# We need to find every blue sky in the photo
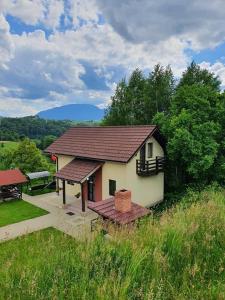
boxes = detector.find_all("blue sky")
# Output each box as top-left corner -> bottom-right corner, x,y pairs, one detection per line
0,0 -> 225,117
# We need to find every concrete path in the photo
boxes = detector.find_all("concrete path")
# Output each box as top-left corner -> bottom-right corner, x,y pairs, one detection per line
0,192 -> 98,243
0,214 -> 55,243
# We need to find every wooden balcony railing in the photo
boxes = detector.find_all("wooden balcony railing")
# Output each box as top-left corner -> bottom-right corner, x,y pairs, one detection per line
136,156 -> 165,176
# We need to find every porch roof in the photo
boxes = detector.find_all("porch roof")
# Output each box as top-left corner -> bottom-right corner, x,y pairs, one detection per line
88,197 -> 150,225
55,159 -> 103,183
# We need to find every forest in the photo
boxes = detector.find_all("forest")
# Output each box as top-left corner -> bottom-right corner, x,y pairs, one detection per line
103,62 -> 225,191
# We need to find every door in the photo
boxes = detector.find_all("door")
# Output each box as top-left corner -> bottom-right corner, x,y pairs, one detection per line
140,144 -> 146,170
88,175 -> 95,201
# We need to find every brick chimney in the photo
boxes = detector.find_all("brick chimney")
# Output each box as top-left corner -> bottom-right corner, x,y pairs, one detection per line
115,189 -> 131,213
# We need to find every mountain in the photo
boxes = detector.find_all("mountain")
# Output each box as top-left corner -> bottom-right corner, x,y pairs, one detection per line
37,104 -> 105,121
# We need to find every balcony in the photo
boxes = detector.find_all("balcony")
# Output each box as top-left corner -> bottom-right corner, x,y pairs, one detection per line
136,156 -> 165,176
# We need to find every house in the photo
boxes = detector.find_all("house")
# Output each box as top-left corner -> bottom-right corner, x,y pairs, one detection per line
46,125 -> 165,212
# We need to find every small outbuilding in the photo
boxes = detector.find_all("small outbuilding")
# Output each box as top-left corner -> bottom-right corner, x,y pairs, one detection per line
0,169 -> 28,201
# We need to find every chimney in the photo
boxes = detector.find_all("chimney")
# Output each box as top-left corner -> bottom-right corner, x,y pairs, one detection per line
115,189 -> 131,213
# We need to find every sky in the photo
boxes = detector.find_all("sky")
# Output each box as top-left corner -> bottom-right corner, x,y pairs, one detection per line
1,0 -> 225,117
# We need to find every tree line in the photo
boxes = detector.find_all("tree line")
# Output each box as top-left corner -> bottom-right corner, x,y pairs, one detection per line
103,62 -> 225,189
0,116 -> 73,148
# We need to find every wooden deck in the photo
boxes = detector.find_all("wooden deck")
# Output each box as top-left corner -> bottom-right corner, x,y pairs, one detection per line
88,197 -> 150,225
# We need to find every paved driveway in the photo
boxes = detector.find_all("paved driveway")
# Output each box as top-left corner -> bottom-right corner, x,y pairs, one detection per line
0,192 -> 98,243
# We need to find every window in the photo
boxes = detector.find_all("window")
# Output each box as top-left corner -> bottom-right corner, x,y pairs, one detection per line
109,179 -> 116,196
147,142 -> 153,158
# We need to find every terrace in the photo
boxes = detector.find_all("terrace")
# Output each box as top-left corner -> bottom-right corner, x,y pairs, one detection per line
136,156 -> 165,176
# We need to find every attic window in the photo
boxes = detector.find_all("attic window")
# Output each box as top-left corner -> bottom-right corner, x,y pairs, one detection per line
147,143 -> 153,158
109,179 -> 116,196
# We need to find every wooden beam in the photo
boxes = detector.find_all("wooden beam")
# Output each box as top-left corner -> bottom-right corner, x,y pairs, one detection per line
81,183 -> 85,212
62,180 -> 66,205
56,156 -> 59,195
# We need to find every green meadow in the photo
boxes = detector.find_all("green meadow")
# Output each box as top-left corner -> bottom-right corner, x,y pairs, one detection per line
0,187 -> 224,299
0,141 -> 18,153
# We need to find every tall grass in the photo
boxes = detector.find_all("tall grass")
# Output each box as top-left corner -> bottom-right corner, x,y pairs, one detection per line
0,188 -> 224,299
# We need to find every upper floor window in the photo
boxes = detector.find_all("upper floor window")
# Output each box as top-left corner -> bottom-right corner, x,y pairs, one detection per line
147,142 -> 153,158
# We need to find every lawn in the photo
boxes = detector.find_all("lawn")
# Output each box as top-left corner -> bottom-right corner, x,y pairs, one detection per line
0,141 -> 18,153
0,187 -> 224,299
0,199 -> 48,227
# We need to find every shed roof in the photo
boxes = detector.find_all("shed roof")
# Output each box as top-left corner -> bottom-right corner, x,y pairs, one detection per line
46,125 -> 158,163
88,197 -> 150,225
26,171 -> 50,180
55,159 -> 103,183
0,169 -> 28,187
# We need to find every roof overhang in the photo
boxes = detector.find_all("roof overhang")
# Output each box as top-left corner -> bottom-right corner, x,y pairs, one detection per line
55,159 -> 104,183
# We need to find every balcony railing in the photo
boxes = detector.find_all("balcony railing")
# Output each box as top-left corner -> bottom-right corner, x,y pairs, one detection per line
136,156 -> 165,176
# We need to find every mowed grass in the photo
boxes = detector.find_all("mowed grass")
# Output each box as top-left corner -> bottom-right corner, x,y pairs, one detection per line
0,199 -> 48,227
0,188 -> 224,299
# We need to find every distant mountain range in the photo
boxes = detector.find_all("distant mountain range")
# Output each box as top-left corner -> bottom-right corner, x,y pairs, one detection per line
37,104 -> 105,121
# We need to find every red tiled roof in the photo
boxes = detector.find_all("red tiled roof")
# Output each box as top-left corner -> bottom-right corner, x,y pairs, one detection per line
55,159 -> 103,183
46,125 -> 157,163
88,197 -> 150,225
0,169 -> 28,187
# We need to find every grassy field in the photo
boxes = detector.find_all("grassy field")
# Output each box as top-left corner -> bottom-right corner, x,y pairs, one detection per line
0,187 -> 224,299
0,199 -> 48,227
0,141 -> 18,153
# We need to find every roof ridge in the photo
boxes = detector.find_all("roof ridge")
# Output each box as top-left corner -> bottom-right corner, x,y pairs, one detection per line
69,125 -> 157,129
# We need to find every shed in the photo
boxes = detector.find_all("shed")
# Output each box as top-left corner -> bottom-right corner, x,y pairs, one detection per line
0,169 -> 28,200
26,171 -> 50,180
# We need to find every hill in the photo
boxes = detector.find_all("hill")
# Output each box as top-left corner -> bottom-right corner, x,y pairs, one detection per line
37,104 -> 105,121
0,116 -> 73,141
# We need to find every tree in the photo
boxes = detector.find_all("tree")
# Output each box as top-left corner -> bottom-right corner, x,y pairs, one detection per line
146,64 -> 175,117
154,84 -> 223,186
103,79 -> 129,125
103,65 -> 175,125
40,135 -> 57,150
12,138 -> 50,173
177,61 -> 221,92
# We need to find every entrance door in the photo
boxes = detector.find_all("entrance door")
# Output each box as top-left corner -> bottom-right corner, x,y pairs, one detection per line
88,175 -> 95,201
140,144 -> 146,170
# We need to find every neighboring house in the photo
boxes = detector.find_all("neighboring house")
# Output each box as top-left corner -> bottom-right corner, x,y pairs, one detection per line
46,126 -> 165,211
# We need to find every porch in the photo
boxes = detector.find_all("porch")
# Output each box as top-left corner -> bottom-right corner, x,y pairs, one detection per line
55,158 -> 104,212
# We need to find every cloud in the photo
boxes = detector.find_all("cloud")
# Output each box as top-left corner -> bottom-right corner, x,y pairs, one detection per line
1,1 -> 225,117
68,0 -> 99,26
96,0 -> 225,49
199,61 -> 225,88
51,24 -> 189,75
0,0 -> 64,29
0,14 -> 14,69
0,29 -> 85,100
0,0 -> 45,25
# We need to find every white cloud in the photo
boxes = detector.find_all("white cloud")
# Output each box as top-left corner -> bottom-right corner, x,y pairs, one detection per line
68,0 -> 99,26
0,0 -> 64,29
0,0 -> 45,25
0,14 -> 14,69
199,61 -> 225,88
96,0 -> 225,50
1,29 -> 85,99
51,24 -> 189,76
